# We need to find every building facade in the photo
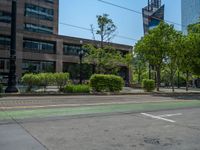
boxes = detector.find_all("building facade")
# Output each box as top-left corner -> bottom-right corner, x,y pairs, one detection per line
182,0 -> 200,34
0,0 -> 132,84
142,0 -> 164,34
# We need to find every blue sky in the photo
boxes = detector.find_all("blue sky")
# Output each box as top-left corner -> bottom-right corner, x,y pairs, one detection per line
59,0 -> 181,46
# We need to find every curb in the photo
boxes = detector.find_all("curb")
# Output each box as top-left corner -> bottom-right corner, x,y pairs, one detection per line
0,92 -> 200,98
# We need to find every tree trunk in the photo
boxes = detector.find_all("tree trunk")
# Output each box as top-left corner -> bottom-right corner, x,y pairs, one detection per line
148,64 -> 151,79
186,70 -> 189,91
156,67 -> 161,91
170,66 -> 175,92
92,64 -> 96,74
177,71 -> 180,88
138,66 -> 141,83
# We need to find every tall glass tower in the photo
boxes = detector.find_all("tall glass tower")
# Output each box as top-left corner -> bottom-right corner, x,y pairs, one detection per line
142,0 -> 165,34
182,0 -> 200,34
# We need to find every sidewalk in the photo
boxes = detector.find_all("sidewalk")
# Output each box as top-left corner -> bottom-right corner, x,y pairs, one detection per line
121,87 -> 200,94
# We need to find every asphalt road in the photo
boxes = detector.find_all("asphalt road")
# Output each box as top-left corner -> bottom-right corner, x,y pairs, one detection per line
1,107 -> 200,150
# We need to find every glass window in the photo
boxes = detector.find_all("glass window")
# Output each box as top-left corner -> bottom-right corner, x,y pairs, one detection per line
0,36 -> 10,46
23,39 -> 55,54
24,23 -> 53,34
0,60 -> 5,70
25,3 -> 54,21
22,60 -> 55,73
0,11 -> 11,23
63,44 -> 81,55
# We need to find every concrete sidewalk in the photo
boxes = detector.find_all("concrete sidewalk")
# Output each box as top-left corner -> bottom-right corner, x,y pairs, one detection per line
122,87 -> 200,94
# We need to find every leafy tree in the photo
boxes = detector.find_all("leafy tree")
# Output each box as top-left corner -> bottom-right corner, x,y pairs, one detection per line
84,44 -> 124,74
166,31 -> 183,92
96,14 -> 117,48
132,54 -> 147,83
187,23 -> 200,76
134,22 -> 175,91
86,14 -> 132,82
178,22 -> 200,91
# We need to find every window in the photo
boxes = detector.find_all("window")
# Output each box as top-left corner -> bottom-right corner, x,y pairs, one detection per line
44,0 -> 54,4
23,39 -> 55,54
24,23 -> 53,34
63,44 -> 81,56
0,60 -> 5,70
0,11 -> 11,23
25,3 -> 54,21
0,36 -> 10,47
22,60 -> 55,73
0,59 -> 9,71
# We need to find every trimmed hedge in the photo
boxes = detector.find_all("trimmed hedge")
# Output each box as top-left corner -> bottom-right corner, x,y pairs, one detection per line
90,74 -> 124,92
21,73 -> 69,92
21,73 -> 39,92
64,84 -> 90,93
142,79 -> 155,92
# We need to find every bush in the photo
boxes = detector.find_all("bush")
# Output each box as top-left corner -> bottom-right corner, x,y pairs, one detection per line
21,72 -> 70,92
21,73 -> 39,92
0,84 -> 3,93
142,79 -> 155,92
37,73 -> 54,91
64,84 -> 90,93
54,73 -> 69,91
90,74 -> 124,92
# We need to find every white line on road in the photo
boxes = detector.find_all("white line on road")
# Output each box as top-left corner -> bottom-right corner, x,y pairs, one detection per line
158,113 -> 182,117
141,113 -> 176,123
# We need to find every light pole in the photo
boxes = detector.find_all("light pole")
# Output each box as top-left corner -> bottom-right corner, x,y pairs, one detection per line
5,0 -> 18,93
79,40 -> 84,84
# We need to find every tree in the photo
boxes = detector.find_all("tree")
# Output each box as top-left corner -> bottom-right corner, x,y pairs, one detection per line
96,14 -> 117,48
179,35 -> 194,91
134,22 -> 175,91
85,14 -> 132,81
187,23 -> 200,76
166,31 -> 183,92
132,54 -> 147,83
178,22 -> 200,91
84,44 -> 124,75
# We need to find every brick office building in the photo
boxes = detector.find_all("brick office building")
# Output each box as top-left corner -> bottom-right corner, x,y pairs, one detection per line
0,0 -> 132,84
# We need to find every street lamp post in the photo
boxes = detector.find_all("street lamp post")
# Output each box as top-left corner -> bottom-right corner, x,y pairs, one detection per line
79,40 -> 84,84
5,0 -> 18,93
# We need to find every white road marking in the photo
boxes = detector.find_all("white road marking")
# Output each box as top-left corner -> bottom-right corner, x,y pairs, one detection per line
158,113 -> 182,117
141,113 -> 176,123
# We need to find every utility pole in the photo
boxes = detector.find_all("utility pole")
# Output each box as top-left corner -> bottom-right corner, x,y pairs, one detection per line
5,0 -> 18,93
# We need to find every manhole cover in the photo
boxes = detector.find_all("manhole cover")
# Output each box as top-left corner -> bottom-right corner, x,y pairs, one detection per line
144,137 -> 160,145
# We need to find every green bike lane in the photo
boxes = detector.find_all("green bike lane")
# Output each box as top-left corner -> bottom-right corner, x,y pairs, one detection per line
1,100 -> 200,121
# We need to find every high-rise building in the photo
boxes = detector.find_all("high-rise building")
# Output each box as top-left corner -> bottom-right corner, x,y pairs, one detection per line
142,0 -> 165,34
0,0 -> 132,84
182,0 -> 200,34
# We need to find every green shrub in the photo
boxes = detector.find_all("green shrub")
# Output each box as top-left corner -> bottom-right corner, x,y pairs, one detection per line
21,73 -> 39,92
0,84 -> 3,93
90,74 -> 124,92
142,79 -> 155,92
54,73 -> 69,91
37,73 -> 54,91
65,84 -> 90,93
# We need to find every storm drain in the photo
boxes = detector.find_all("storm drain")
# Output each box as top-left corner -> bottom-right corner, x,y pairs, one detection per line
144,137 -> 160,145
